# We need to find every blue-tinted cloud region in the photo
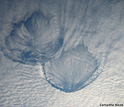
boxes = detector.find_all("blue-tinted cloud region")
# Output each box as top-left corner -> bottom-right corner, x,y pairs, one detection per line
43,45 -> 99,92
1,0 -> 111,93
3,11 -> 63,65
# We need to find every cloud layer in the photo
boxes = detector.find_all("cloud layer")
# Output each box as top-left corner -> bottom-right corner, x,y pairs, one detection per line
0,0 -> 124,106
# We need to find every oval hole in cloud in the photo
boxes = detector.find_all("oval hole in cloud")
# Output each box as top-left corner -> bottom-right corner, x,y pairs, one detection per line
3,11 -> 63,65
43,45 -> 99,92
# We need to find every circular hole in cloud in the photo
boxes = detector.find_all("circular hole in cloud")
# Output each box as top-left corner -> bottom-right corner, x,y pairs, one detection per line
3,11 -> 63,65
43,45 -> 100,92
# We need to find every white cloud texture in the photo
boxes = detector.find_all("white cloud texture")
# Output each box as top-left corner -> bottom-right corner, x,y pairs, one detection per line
0,0 -> 124,106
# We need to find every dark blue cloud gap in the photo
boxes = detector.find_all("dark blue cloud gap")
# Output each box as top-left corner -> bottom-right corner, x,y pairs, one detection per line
43,45 -> 99,92
3,11 -> 63,65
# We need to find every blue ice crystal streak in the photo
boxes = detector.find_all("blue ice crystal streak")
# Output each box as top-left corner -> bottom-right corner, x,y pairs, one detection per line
3,12 -> 63,65
43,45 -> 99,92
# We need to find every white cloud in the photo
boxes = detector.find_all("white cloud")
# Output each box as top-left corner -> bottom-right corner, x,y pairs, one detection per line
0,0 -> 124,106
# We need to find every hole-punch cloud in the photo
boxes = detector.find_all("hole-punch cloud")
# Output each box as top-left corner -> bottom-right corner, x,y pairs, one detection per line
3,11 -> 63,65
43,45 -> 99,92
2,8 -> 105,93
